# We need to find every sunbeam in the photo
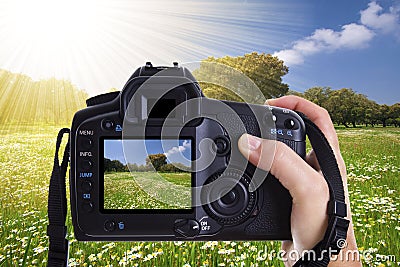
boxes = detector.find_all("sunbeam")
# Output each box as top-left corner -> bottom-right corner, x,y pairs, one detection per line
0,0 -> 305,95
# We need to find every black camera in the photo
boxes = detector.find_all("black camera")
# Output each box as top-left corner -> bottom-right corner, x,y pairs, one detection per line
70,62 -> 306,241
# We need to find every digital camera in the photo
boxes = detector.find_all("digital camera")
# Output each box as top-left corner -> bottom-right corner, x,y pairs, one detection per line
70,62 -> 306,241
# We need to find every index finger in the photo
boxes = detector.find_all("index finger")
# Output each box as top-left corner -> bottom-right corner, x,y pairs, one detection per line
266,95 -> 339,151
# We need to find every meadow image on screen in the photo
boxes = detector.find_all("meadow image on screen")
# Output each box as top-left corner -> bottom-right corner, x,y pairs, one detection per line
103,139 -> 192,210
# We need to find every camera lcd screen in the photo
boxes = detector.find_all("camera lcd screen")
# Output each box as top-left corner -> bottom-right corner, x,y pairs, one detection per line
101,138 -> 192,212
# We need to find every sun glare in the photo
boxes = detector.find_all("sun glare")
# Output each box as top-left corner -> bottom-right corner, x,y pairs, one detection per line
5,0 -> 100,51
0,0 -> 297,95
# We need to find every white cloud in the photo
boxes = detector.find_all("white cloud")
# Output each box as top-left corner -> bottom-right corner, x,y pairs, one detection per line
273,1 -> 399,66
273,49 -> 305,65
360,1 -> 400,33
273,24 -> 374,66
164,140 -> 191,157
337,23 -> 376,48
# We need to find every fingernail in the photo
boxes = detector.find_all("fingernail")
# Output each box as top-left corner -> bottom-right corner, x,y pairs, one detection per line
239,134 -> 261,151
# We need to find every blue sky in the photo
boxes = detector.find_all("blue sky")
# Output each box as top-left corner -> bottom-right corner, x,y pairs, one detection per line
272,0 -> 400,105
104,139 -> 191,166
0,0 -> 399,104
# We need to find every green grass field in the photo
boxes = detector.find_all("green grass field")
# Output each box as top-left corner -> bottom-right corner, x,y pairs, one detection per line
104,171 -> 191,210
0,126 -> 399,266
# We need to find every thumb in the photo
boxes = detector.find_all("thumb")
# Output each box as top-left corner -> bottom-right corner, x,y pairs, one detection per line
237,133 -> 328,205
238,133 -> 329,251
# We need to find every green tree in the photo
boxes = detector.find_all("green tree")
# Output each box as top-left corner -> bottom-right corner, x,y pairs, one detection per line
362,99 -> 380,127
146,153 -> 167,171
159,163 -> 191,172
325,88 -> 362,127
104,158 -> 127,172
388,103 -> 400,127
159,163 -> 176,172
379,104 -> 391,127
127,163 -> 139,172
173,162 -> 191,172
194,52 -> 289,102
286,89 -> 304,98
303,87 -> 332,107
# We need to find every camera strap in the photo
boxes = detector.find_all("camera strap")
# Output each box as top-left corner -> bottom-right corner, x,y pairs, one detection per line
293,114 -> 350,267
46,116 -> 349,267
47,128 -> 70,267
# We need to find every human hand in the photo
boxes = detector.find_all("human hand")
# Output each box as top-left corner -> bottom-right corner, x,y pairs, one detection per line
237,95 -> 360,266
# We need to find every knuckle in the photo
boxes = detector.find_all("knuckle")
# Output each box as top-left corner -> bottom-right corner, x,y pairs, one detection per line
271,141 -> 291,174
320,107 -> 330,118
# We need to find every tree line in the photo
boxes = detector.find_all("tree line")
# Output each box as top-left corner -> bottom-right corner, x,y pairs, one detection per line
104,153 -> 190,173
1,53 -> 398,128
196,53 -> 399,128
288,87 -> 400,127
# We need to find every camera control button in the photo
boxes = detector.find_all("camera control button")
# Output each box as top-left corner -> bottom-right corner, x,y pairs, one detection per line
174,219 -> 200,238
81,181 -> 93,192
81,202 -> 94,213
102,119 -> 114,131
117,221 -> 125,230
284,118 -> 295,129
104,220 -> 116,232
79,137 -> 93,149
214,136 -> 230,156
80,160 -> 93,170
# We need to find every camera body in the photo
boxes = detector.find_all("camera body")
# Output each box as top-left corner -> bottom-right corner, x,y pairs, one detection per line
70,63 -> 306,241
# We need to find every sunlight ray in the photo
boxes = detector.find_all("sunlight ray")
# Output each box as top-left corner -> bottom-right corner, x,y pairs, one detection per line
0,0 -> 306,95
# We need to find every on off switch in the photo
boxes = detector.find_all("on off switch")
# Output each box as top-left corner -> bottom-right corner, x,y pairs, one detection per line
174,219 -> 200,238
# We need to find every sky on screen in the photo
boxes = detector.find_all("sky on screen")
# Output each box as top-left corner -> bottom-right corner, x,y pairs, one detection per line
104,139 -> 191,166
